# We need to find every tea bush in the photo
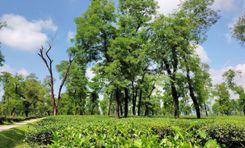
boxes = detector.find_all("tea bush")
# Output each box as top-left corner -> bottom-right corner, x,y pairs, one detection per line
26,116 -> 245,147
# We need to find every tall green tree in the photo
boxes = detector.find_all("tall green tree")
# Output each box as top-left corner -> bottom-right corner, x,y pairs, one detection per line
108,0 -> 157,117
223,69 -> 245,115
179,0 -> 218,118
73,0 -> 217,119
74,0 -> 157,118
74,0 -> 117,116
57,55 -> 88,115
212,83 -> 234,115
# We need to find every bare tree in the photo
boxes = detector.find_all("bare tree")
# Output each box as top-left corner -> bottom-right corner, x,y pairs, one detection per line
38,44 -> 73,115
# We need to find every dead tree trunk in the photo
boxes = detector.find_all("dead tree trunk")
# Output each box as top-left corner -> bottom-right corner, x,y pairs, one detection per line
38,44 -> 73,115
38,45 -> 57,115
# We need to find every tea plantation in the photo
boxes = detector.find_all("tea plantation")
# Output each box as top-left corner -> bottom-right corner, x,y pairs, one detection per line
15,116 -> 243,147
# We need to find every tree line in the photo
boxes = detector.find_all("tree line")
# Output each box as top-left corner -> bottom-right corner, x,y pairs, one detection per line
0,0 -> 244,119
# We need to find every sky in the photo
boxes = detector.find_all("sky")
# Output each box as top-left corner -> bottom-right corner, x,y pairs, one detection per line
0,0 -> 245,98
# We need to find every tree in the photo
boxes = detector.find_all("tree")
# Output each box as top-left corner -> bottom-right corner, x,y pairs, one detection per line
223,69 -> 245,115
38,45 -> 73,115
22,74 -> 48,117
151,0 -> 217,119
0,72 -> 22,116
232,14 -> 245,45
212,69 -> 245,115
212,83 -> 234,115
151,15 -> 190,118
74,0 -> 157,118
74,0 -> 117,116
57,58 -> 88,115
115,0 -> 157,116
179,0 -> 218,118
73,0 -> 217,119
0,72 -> 49,117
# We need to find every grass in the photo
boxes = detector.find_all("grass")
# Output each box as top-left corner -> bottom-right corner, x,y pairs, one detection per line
0,121 -> 39,148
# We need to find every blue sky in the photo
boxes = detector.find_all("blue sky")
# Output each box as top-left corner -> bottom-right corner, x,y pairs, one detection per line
0,0 -> 245,95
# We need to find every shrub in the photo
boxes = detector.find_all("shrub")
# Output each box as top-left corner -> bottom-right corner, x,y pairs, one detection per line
25,116 -> 245,147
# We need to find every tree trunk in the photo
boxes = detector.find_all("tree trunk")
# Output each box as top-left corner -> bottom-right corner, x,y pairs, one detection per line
50,76 -> 58,115
204,103 -> 208,116
186,63 -> 201,119
163,59 -> 180,119
120,102 -> 123,116
170,81 -> 179,118
138,89 -> 143,116
124,88 -> 129,118
115,87 -> 120,118
53,105 -> 58,116
143,84 -> 155,116
38,45 -> 72,116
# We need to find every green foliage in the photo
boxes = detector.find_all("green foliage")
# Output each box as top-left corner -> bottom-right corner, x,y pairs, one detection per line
57,60 -> 88,115
213,69 -> 245,115
232,14 -> 245,45
25,116 -> 245,147
212,83 -> 234,115
0,72 -> 50,117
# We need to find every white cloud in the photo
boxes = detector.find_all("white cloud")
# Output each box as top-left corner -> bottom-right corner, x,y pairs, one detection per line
17,68 -> 29,76
35,18 -> 58,32
0,64 -> 14,74
67,31 -> 75,42
156,0 -> 240,15
210,64 -> 245,88
156,0 -> 183,15
195,45 -> 210,63
86,66 -> 95,81
0,14 -> 57,51
0,64 -> 29,77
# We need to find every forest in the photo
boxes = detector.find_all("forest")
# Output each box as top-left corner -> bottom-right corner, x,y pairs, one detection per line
0,0 -> 244,147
